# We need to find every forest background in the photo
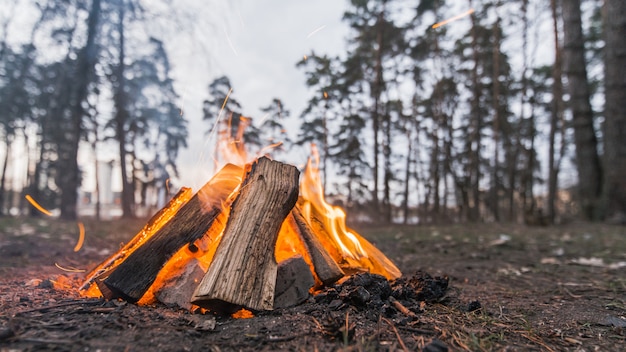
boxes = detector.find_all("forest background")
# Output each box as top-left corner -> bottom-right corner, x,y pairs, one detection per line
0,0 -> 623,225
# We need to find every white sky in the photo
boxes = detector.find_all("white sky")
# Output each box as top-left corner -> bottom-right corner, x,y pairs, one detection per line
169,1 -> 349,190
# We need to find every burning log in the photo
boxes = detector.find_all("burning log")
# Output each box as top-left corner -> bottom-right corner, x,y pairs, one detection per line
192,157 -> 300,312
289,205 -> 344,286
79,187 -> 193,293
100,164 -> 243,302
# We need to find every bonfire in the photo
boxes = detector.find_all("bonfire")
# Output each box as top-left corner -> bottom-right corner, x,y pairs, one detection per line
77,118 -> 401,314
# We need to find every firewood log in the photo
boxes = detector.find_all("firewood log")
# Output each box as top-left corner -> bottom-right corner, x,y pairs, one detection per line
191,157 -> 299,312
289,205 -> 344,286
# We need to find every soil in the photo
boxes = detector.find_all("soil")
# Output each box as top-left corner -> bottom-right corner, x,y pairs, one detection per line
1,217 -> 625,351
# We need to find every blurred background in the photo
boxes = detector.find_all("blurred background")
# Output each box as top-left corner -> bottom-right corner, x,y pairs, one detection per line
0,0 -> 623,225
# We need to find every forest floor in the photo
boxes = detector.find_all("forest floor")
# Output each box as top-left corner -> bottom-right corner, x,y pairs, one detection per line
0,216 -> 624,351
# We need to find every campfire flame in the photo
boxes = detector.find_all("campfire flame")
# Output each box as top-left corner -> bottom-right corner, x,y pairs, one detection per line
78,116 -> 400,310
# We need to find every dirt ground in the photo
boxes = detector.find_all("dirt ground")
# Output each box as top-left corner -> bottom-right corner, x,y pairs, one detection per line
0,216 -> 624,351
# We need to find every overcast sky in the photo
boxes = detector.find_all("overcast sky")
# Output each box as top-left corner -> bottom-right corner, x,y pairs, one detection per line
169,1 -> 350,189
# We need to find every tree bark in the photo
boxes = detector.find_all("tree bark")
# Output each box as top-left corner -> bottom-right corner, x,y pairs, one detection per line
601,0 -> 626,221
57,0 -> 101,220
491,10 -> 502,222
370,9 -> 385,217
548,0 -> 565,224
468,0 -> 482,222
114,0 -> 134,218
0,138 -> 10,215
561,0 -> 603,220
192,157 -> 299,312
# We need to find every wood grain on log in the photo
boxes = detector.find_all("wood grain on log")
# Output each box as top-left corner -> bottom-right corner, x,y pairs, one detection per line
191,157 -> 300,312
101,164 -> 243,302
290,205 -> 344,286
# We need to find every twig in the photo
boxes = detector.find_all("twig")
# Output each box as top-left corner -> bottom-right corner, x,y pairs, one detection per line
451,331 -> 471,351
520,332 -> 556,352
344,311 -> 350,347
389,296 -> 417,318
382,317 -> 409,352
16,338 -> 74,344
311,317 -> 324,333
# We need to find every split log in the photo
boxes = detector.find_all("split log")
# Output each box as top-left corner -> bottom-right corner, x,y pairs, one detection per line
154,258 -> 205,310
101,164 -> 243,302
273,255 -> 315,309
191,157 -> 300,312
290,205 -> 344,286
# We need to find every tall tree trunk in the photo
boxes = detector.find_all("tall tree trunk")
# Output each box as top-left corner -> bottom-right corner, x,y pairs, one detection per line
431,128 -> 440,220
468,0 -> 482,222
371,9 -> 385,216
561,0 -> 603,220
601,0 -> 626,221
383,108 -> 392,224
548,0 -> 565,224
113,0 -> 134,218
57,0 -> 101,220
402,126 -> 412,224
491,11 -> 502,222
519,0 -> 532,222
0,138 -> 11,216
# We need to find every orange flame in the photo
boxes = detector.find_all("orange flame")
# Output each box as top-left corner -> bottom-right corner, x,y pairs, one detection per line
298,144 -> 401,280
25,195 -> 52,216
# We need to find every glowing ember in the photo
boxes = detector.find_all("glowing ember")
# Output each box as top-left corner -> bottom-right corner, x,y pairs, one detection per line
432,8 -> 475,29
74,222 -> 85,252
231,308 -> 254,319
24,194 -> 53,216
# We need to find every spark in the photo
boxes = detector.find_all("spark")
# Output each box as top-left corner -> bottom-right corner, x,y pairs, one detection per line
24,195 -> 52,216
306,25 -> 326,39
223,26 -> 238,56
432,8 -> 475,29
237,9 -> 245,29
219,89 -> 234,121
257,112 -> 271,126
323,91 -> 329,99
165,178 -> 171,194
73,221 -> 85,252
303,54 -> 308,61
258,142 -> 284,156
54,263 -> 86,273
206,88 -> 234,142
